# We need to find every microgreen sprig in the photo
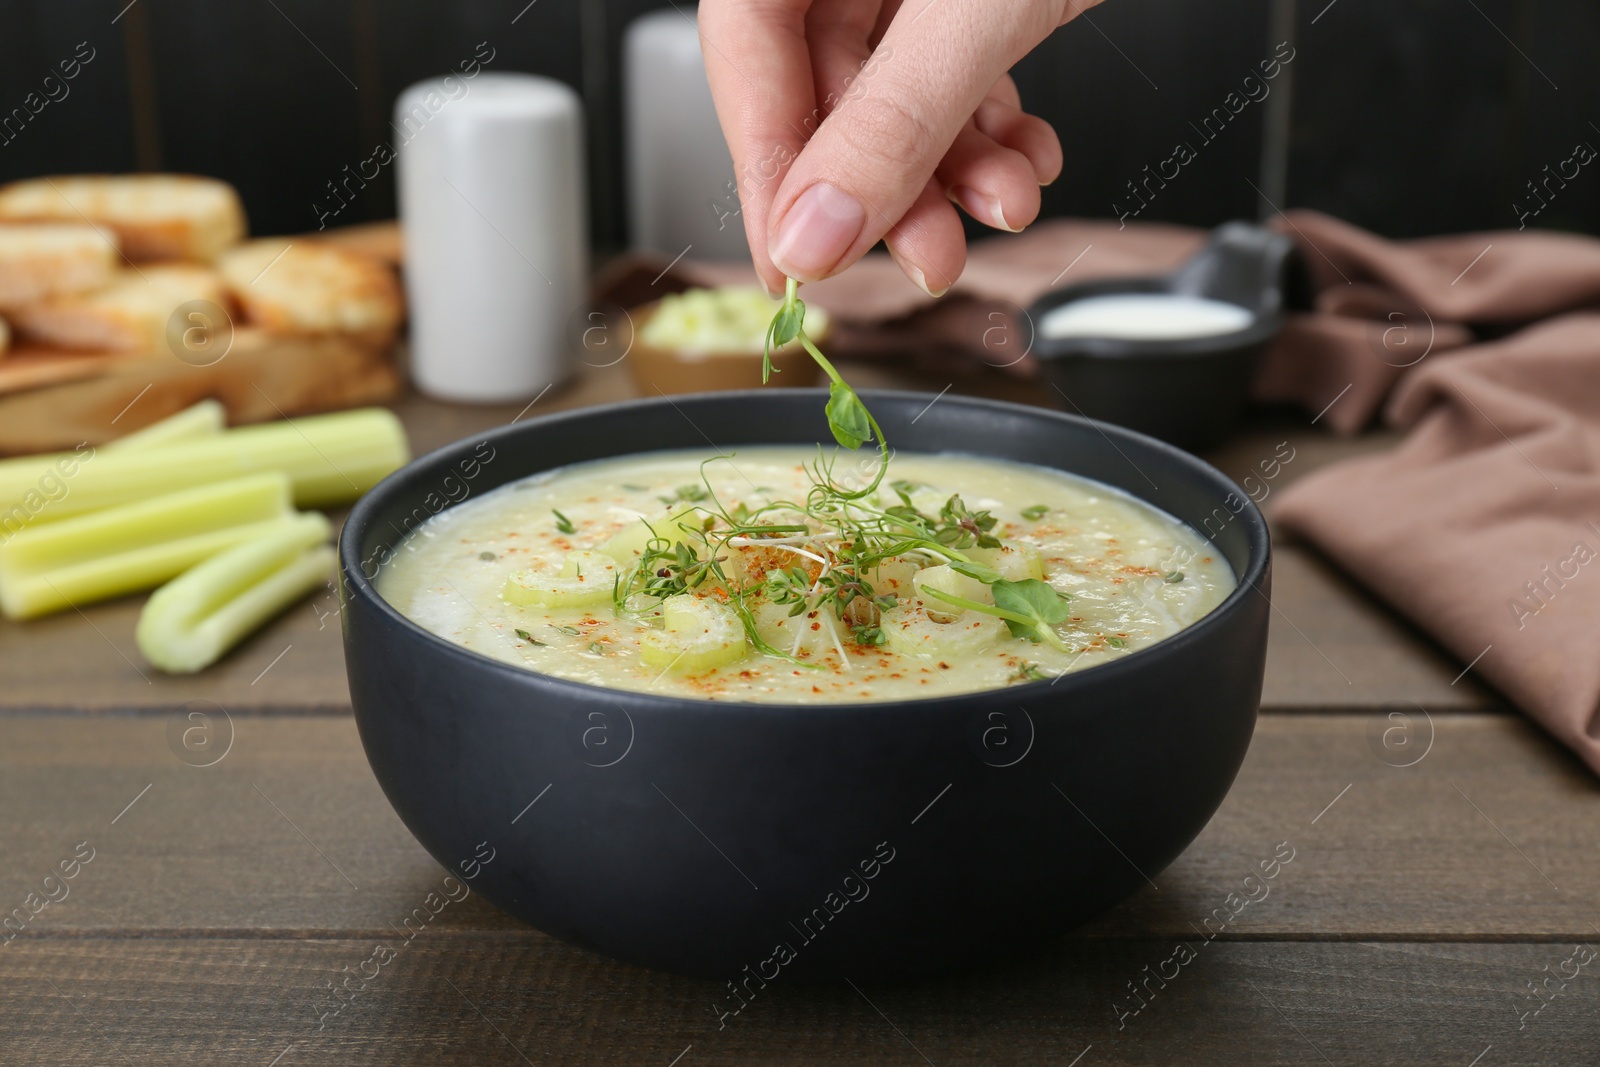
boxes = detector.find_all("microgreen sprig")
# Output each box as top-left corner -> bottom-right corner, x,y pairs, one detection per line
765,279 -> 888,498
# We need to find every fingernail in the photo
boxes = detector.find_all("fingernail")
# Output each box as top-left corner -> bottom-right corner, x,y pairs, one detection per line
770,183 -> 866,280
907,263 -> 948,298
953,186 -> 1020,232
890,250 -> 948,298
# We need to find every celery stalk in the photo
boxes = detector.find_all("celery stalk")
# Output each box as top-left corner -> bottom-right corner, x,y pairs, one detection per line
137,512 -> 334,674
0,398 -> 224,489
0,407 -> 408,533
106,399 -> 227,451
0,473 -> 295,620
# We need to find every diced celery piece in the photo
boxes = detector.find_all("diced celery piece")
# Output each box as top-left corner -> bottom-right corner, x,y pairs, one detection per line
503,551 -> 618,609
599,505 -> 699,562
914,564 -> 993,609
640,594 -> 747,672
881,601 -> 1005,659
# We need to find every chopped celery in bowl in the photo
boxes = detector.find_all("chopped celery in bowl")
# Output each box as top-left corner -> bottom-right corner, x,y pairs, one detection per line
638,286 -> 830,356
628,286 -> 830,394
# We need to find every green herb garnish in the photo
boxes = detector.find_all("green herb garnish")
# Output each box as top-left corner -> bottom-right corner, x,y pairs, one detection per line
1164,571 -> 1185,583
1013,661 -> 1048,682
659,483 -> 709,506
553,509 -> 576,534
948,559 -> 1003,584
766,278 -> 888,497
853,624 -> 887,646
935,495 -> 1001,549
992,580 -> 1074,645
1021,504 -> 1049,521
514,628 -> 545,646
1107,635 -> 1128,648
552,624 -> 580,636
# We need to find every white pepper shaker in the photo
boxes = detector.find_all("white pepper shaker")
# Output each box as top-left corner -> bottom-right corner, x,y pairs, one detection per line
624,9 -> 748,261
396,72 -> 587,402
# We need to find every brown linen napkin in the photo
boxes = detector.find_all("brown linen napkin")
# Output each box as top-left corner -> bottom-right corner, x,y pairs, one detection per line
1255,211 -> 1600,432
1273,313 -> 1600,774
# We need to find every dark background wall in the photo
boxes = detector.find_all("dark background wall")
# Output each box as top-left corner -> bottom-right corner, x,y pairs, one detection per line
2,0 -> 1595,250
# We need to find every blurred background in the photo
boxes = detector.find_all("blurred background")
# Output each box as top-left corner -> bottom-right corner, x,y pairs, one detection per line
5,0 -> 1596,248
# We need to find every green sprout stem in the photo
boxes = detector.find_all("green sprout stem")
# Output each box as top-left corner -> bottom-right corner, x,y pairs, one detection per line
769,279 -> 889,500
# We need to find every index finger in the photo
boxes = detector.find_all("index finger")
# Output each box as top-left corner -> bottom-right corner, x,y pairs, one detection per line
699,0 -> 825,294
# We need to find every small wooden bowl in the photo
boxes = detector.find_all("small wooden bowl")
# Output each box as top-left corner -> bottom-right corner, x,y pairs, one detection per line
624,298 -> 826,395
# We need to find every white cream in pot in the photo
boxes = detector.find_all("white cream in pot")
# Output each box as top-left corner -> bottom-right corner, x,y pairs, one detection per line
1039,294 -> 1254,342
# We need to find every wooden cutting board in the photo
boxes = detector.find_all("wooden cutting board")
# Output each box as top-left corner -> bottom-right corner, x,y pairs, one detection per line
0,328 -> 401,454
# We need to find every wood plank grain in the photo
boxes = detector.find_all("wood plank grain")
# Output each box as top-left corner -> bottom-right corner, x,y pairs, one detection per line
1208,420 -> 1500,710
1285,0 -> 1530,237
364,0 -> 589,235
142,0 -> 369,236
1011,0 -> 1275,228
1516,0 -> 1600,236
1,714 -> 1593,941
1258,544 -> 1498,712
0,3 -> 139,184
1,936 -> 1595,1066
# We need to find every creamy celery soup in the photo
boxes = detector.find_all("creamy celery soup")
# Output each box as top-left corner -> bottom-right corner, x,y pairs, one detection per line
375,448 -> 1234,703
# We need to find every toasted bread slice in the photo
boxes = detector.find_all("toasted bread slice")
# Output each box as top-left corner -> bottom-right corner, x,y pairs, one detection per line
0,175 -> 246,263
219,238 -> 401,336
9,265 -> 227,352
0,223 -> 120,310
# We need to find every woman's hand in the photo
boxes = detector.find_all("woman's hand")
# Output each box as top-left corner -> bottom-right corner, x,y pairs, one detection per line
699,0 -> 1093,296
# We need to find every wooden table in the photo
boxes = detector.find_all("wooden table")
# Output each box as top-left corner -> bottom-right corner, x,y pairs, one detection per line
4,360 -> 1597,1066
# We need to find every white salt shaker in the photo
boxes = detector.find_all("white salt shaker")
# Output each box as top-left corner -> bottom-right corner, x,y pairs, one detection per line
624,9 -> 748,261
396,72 -> 587,402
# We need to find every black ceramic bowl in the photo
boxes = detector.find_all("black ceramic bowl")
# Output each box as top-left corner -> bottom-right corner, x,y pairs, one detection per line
1030,221 -> 1296,450
340,390 -> 1271,982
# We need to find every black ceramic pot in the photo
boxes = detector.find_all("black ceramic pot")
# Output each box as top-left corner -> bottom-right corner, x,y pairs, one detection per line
1029,221 -> 1298,451
340,390 -> 1271,983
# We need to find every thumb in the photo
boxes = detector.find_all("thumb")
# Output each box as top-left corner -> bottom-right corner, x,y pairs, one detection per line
766,0 -> 1067,282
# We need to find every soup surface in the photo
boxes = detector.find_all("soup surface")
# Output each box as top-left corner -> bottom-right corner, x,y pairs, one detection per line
375,448 -> 1234,703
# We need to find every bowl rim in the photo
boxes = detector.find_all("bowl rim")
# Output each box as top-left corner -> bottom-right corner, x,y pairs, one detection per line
340,388 -> 1271,714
